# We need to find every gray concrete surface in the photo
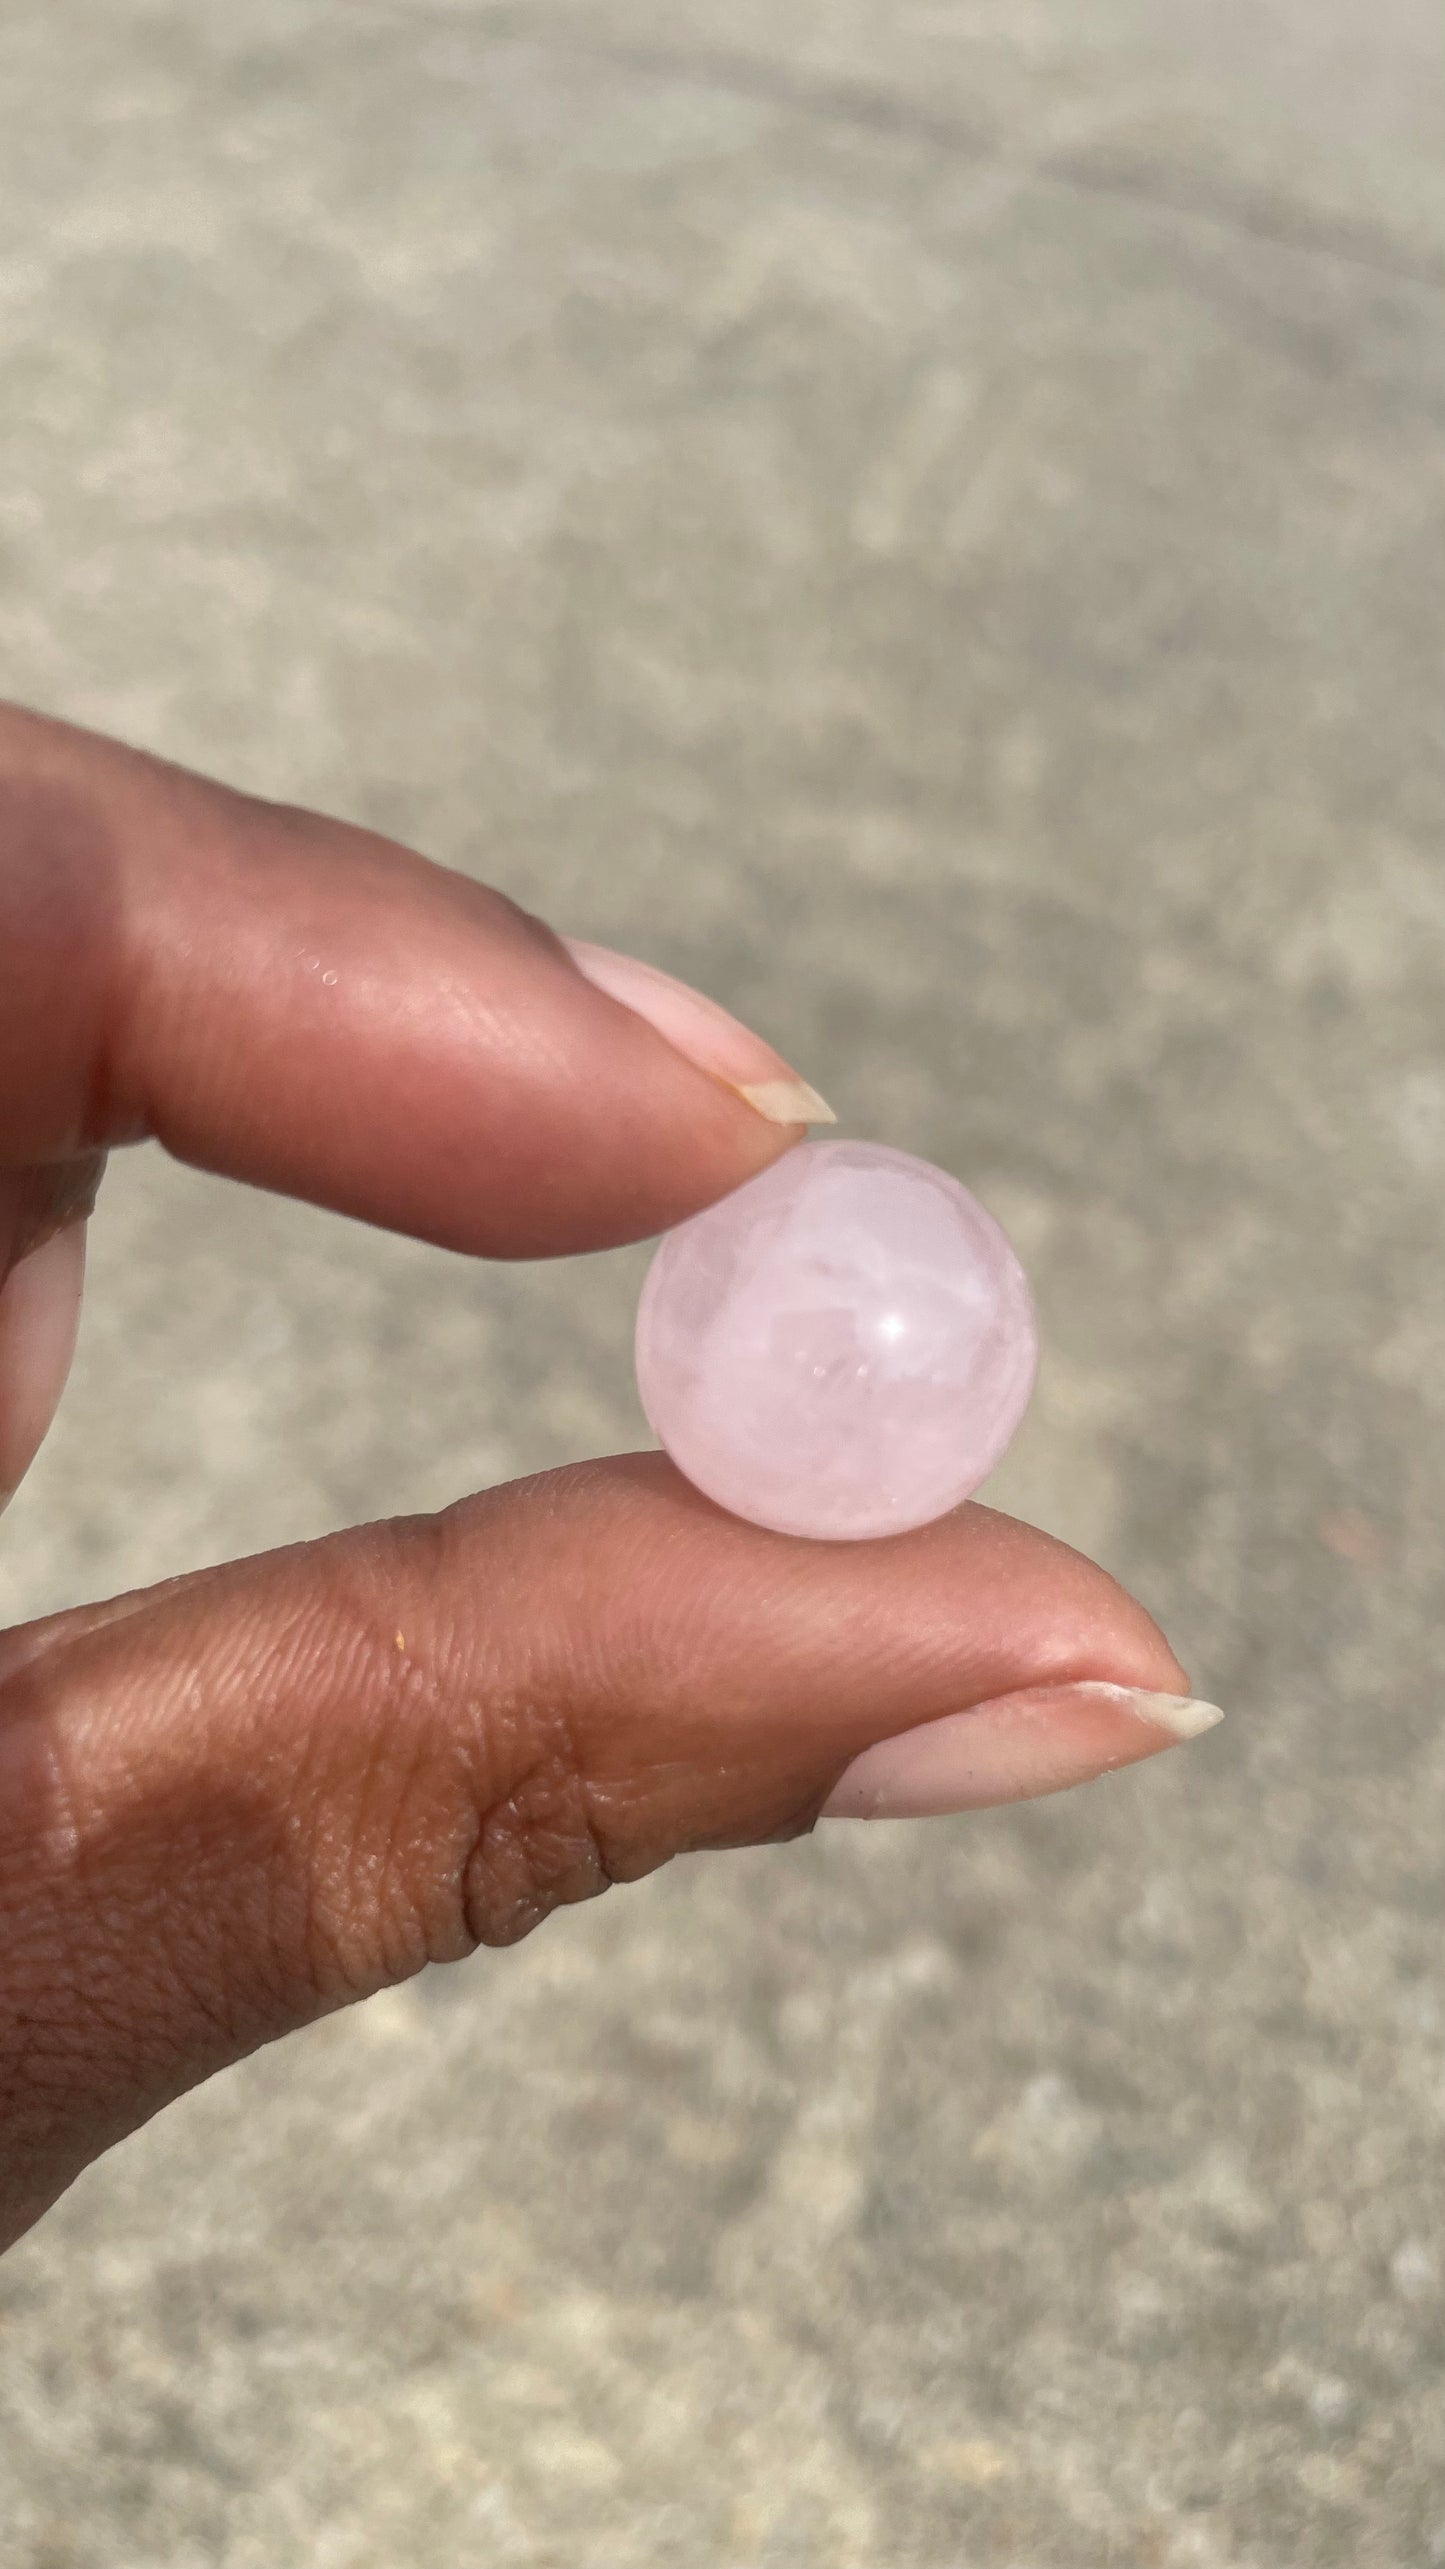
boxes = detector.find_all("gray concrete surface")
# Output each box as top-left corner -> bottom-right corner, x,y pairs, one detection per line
2,2 -> 1444,2561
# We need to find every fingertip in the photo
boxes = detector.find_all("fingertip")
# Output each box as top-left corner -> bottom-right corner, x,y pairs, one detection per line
561,938 -> 835,1129
0,1219 -> 88,1505
819,1680 -> 1224,1820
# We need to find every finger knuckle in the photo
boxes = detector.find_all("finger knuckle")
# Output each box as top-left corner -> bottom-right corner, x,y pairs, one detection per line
459,1703 -> 618,1950
297,1543 -> 629,1985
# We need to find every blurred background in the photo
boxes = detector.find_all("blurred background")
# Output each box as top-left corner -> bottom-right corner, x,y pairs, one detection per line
1,3 -> 1443,2562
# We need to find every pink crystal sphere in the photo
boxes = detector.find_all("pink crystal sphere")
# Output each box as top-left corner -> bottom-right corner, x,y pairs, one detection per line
635,1139 -> 1038,1540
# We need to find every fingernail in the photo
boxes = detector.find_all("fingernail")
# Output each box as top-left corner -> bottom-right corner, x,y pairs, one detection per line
562,937 -> 836,1127
820,1681 -> 1224,1820
0,1221 -> 88,1510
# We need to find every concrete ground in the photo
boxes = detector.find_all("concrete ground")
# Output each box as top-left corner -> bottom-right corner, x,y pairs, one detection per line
2,3 -> 1444,2561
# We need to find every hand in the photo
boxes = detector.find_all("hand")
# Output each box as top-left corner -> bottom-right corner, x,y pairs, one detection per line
0,704 -> 1215,2253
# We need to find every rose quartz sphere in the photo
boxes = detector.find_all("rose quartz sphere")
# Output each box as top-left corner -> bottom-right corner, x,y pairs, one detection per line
635,1139 -> 1038,1540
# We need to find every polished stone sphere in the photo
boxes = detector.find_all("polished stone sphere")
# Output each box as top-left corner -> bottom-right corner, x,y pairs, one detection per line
635,1139 -> 1038,1540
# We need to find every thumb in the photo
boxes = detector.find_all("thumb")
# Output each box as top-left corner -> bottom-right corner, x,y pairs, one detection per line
0,1159 -> 103,1508
0,1455 -> 1205,2247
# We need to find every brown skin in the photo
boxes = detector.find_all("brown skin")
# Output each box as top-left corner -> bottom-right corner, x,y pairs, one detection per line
0,707 -> 1185,2252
